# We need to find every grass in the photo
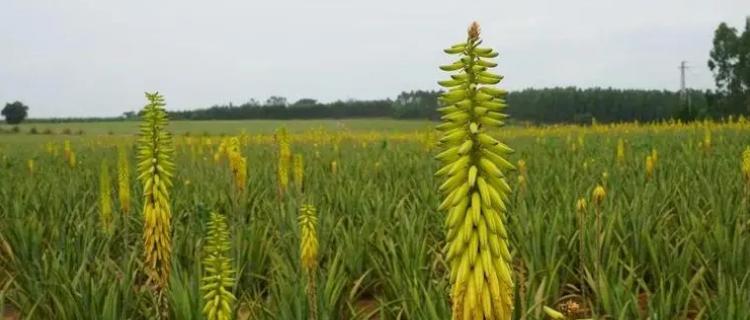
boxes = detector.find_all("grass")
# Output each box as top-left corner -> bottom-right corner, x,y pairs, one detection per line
0,119 -> 749,319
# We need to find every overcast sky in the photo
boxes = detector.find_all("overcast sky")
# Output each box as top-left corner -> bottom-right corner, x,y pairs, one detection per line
1,0 -> 748,118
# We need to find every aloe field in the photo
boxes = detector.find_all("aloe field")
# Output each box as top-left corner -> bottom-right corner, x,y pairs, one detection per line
0,115 -> 749,319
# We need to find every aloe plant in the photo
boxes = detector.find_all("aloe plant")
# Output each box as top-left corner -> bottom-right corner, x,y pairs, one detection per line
436,22 -> 515,319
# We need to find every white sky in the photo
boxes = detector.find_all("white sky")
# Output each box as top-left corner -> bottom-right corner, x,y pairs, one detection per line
1,0 -> 748,118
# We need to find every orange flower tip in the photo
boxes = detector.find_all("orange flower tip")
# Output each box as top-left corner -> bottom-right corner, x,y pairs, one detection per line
468,21 -> 480,40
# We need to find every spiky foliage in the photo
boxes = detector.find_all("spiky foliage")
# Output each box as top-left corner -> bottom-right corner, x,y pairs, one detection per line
436,22 -> 514,320
137,92 -> 175,291
299,204 -> 319,319
118,145 -> 131,215
201,211 -> 236,320
275,128 -> 291,197
227,137 -> 247,193
294,154 -> 304,193
99,160 -> 113,235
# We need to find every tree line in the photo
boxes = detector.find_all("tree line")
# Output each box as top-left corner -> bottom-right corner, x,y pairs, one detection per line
157,87 -> 711,124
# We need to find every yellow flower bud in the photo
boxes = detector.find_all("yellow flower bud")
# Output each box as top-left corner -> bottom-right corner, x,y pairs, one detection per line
593,185 -> 606,206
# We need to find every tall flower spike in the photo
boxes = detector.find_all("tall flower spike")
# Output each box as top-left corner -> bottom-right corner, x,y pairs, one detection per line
118,144 -> 131,215
294,154 -> 304,193
592,185 -> 606,206
100,159 -> 113,235
299,204 -> 319,319
645,155 -> 655,181
201,211 -> 236,320
27,159 -> 34,175
437,22 -> 514,320
137,92 -> 175,291
227,137 -> 247,194
742,147 -> 750,185
299,204 -> 319,273
275,128 -> 291,197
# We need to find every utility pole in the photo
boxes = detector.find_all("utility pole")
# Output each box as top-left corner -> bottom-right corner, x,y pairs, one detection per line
679,61 -> 691,109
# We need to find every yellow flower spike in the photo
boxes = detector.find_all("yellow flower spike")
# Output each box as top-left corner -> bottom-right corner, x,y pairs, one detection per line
62,140 -> 77,168
593,185 -> 606,207
201,211 -> 236,320
645,155 -> 655,181
576,198 -> 587,213
275,128 -> 291,197
299,204 -> 319,319
703,126 -> 712,153
437,21 -> 513,320
299,204 -> 319,273
63,139 -> 71,160
25,158 -> 34,175
517,159 -> 527,178
616,138 -> 625,166
227,137 -> 247,194
99,160 -> 113,235
137,92 -> 175,294
331,160 -> 338,176
117,145 -> 131,215
742,147 -> 750,185
294,154 -> 304,193
68,150 -> 77,168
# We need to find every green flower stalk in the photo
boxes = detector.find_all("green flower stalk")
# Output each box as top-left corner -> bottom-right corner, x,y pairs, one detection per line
201,211 -> 236,320
436,22 -> 514,320
118,144 -> 131,215
100,159 -> 113,235
137,92 -> 175,291
743,147 -> 750,186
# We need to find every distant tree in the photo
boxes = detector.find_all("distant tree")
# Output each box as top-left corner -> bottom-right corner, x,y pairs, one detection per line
292,98 -> 318,107
392,90 -> 441,119
243,98 -> 260,106
122,111 -> 136,119
2,101 -> 29,124
708,17 -> 750,113
265,96 -> 288,107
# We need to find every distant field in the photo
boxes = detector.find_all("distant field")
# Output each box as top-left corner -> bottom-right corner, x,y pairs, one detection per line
0,119 -> 434,136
